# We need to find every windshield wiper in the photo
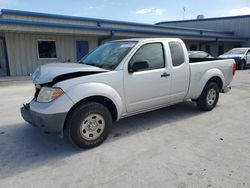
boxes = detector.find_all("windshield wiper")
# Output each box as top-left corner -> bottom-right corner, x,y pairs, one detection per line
98,64 -> 114,70
82,62 -> 99,67
81,62 -> 112,70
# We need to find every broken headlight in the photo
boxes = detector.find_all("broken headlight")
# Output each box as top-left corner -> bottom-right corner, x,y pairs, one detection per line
37,87 -> 63,103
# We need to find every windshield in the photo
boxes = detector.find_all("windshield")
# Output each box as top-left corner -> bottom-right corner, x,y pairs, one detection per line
224,48 -> 247,55
79,41 -> 137,70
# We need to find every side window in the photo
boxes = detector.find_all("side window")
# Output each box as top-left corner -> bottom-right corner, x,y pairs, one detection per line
169,42 -> 185,67
130,43 -> 165,71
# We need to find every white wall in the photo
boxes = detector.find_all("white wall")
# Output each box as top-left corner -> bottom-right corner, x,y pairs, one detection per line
5,33 -> 98,76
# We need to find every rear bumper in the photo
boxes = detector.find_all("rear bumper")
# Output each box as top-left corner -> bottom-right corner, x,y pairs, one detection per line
222,86 -> 231,93
21,103 -> 67,133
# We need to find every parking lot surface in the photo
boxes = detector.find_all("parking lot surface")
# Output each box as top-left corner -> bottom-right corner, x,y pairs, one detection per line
0,70 -> 250,188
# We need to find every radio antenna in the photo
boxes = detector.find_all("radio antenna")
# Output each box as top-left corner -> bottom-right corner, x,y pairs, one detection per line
183,7 -> 186,20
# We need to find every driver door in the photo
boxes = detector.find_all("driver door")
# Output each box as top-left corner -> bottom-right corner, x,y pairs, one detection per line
124,42 -> 172,113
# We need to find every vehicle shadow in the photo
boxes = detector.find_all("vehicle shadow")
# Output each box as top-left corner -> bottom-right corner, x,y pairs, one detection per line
110,101 -> 202,141
0,101 -> 201,180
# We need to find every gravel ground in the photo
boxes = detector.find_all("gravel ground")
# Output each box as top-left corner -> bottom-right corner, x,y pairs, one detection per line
0,70 -> 250,188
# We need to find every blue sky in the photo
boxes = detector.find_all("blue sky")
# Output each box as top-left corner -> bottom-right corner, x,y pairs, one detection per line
0,0 -> 250,23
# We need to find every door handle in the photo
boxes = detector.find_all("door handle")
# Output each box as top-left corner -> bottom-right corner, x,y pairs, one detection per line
161,72 -> 171,77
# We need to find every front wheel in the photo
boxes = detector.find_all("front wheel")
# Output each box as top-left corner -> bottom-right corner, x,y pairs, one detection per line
196,82 -> 219,111
65,102 -> 112,149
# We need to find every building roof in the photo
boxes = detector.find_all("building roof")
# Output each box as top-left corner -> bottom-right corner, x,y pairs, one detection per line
0,9 -> 233,34
0,18 -> 247,41
0,9 -> 248,42
156,14 -> 250,24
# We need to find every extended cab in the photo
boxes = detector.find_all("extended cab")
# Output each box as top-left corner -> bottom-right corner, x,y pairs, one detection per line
21,38 -> 236,148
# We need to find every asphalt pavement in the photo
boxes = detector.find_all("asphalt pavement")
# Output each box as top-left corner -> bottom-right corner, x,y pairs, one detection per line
0,70 -> 250,188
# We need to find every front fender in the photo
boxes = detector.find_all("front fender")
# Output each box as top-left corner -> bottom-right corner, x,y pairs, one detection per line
193,69 -> 225,99
64,83 -> 124,120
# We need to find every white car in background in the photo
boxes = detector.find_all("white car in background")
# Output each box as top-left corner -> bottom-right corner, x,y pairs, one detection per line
219,48 -> 250,70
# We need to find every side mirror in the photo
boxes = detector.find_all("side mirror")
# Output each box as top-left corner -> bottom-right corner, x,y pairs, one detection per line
128,61 -> 149,73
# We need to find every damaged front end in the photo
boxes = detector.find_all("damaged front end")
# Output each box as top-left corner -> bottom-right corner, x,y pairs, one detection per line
32,62 -> 108,85
20,101 -> 68,133
21,103 -> 32,124
21,62 -> 108,133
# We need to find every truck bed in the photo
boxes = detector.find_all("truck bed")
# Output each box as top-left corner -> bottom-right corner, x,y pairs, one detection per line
186,59 -> 235,99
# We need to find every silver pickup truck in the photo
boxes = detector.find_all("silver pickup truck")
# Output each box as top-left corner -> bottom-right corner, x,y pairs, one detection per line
21,38 -> 236,148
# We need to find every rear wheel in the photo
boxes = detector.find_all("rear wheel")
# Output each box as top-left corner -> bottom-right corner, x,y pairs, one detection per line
65,102 -> 112,149
196,82 -> 219,111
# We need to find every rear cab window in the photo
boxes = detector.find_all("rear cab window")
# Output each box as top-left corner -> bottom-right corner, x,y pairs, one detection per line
169,41 -> 185,67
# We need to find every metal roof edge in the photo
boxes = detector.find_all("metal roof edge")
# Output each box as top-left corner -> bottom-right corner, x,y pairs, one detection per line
0,18 -> 247,41
156,14 -> 250,24
1,9 -> 234,35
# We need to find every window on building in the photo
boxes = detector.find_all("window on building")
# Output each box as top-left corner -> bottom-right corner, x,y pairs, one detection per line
190,45 -> 197,51
218,45 -> 224,55
169,41 -> 185,67
130,43 -> 165,71
234,44 -> 242,48
205,45 -> 211,54
37,40 -> 57,59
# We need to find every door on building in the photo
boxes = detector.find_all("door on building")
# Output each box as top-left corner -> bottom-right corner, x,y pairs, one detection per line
218,45 -> 224,56
0,38 -> 8,76
76,41 -> 89,61
205,45 -> 211,54
246,50 -> 250,65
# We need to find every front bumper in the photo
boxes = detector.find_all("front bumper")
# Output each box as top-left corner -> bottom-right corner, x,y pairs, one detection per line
21,103 -> 67,133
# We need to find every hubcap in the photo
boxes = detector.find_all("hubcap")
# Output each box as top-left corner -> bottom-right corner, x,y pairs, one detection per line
206,88 -> 217,106
80,113 -> 105,141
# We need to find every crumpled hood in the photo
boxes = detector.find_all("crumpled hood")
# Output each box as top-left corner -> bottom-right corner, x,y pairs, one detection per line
32,62 -> 108,84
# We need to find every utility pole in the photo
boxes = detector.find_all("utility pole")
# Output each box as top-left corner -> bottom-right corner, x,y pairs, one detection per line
183,7 -> 186,20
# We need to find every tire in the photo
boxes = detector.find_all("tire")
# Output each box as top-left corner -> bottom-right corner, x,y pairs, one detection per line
238,60 -> 246,70
65,102 -> 112,149
196,82 -> 219,111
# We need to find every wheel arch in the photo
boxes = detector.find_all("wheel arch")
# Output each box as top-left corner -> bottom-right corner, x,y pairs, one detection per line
64,95 -> 119,132
199,74 -> 224,98
191,68 -> 225,99
207,76 -> 223,91
62,83 -> 124,132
